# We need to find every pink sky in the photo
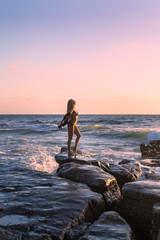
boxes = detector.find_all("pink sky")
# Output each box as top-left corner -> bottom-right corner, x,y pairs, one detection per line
1,1 -> 160,114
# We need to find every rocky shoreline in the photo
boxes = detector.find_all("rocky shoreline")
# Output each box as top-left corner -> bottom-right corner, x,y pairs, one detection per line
0,141 -> 160,240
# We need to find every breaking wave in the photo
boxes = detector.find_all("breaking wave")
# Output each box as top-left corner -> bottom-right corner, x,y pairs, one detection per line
81,125 -> 111,131
121,129 -> 150,139
27,147 -> 58,173
81,125 -> 150,140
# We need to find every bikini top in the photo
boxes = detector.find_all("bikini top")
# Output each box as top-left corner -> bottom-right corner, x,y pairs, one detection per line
68,110 -> 78,124
58,111 -> 78,129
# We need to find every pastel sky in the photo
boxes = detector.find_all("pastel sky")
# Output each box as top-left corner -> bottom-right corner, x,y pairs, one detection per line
0,0 -> 160,114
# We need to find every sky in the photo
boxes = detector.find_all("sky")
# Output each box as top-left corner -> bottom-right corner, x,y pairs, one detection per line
0,0 -> 160,114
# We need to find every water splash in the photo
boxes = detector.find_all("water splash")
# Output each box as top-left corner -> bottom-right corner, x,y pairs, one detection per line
27,147 -> 58,174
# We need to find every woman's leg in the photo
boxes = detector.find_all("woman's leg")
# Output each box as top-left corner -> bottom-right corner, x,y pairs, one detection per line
74,125 -> 81,153
68,125 -> 74,156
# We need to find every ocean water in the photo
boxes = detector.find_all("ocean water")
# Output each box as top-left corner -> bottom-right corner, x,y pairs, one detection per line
0,114 -> 160,175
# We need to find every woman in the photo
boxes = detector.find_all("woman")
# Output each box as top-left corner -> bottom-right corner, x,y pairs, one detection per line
66,99 -> 81,157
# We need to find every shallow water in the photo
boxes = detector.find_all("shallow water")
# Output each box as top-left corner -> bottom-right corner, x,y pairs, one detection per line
0,114 -> 160,175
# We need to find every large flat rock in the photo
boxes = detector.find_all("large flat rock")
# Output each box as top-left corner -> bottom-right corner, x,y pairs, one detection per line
0,169 -> 106,240
55,154 -> 91,165
78,211 -> 135,240
57,162 -> 120,194
117,180 -> 160,239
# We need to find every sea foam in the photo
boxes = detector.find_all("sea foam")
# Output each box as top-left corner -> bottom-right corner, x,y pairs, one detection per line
27,147 -> 58,174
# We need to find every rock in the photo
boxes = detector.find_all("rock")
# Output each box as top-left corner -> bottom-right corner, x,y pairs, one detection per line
55,153 -> 140,190
94,160 -> 142,188
78,211 -> 135,240
55,154 -> 91,166
60,147 -> 83,155
117,180 -> 160,239
109,161 -> 142,188
0,170 -> 106,240
140,140 -> 160,159
64,222 -> 90,240
140,158 -> 160,168
57,162 -> 120,194
0,229 -> 22,240
152,203 -> 160,240
142,171 -> 160,181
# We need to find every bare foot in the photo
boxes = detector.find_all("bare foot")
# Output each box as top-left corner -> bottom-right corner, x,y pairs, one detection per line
68,152 -> 74,157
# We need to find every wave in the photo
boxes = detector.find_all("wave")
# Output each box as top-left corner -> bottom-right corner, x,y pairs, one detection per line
81,125 -> 150,139
28,120 -> 43,124
0,123 -> 9,127
97,129 -> 149,140
81,125 -> 111,132
81,125 -> 150,140
0,128 -> 55,135
121,129 -> 149,139
97,120 -> 123,125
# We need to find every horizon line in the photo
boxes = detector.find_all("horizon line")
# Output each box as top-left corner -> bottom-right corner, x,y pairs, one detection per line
0,113 -> 160,116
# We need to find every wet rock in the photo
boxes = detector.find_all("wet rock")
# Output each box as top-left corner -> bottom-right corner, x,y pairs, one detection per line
0,204 -> 5,211
0,169 -> 106,240
0,229 -> 22,240
64,222 -> 90,240
140,158 -> 160,168
152,203 -> 160,240
55,154 -> 90,166
57,162 -> 120,194
55,151 -> 136,190
142,171 -> 160,181
78,211 -> 135,240
140,140 -> 160,159
60,147 -> 83,155
117,180 -> 160,239
109,161 -> 142,188
93,159 -> 142,188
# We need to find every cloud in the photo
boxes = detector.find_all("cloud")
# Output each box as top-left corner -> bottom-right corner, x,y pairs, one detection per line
8,61 -> 47,77
8,65 -> 20,70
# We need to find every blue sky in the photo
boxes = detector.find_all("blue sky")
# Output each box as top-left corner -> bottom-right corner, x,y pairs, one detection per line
1,0 -> 160,113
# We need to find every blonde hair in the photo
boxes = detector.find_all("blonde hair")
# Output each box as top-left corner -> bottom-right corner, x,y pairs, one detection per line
67,99 -> 76,113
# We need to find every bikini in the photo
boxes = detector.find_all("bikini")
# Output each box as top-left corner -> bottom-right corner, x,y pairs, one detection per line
68,111 -> 78,126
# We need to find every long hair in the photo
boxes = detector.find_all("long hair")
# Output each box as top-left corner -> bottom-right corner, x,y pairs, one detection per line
67,99 -> 76,113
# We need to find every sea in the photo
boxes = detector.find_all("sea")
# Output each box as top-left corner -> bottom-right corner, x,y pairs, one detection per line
0,114 -> 160,175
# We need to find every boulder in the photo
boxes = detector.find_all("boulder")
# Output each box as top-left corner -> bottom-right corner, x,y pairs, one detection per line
140,140 -> 160,159
152,203 -> 160,240
78,211 -> 135,240
55,153 -> 142,189
57,162 -> 120,194
109,160 -> 142,188
117,180 -> 160,239
92,159 -> 142,188
64,222 -> 90,240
